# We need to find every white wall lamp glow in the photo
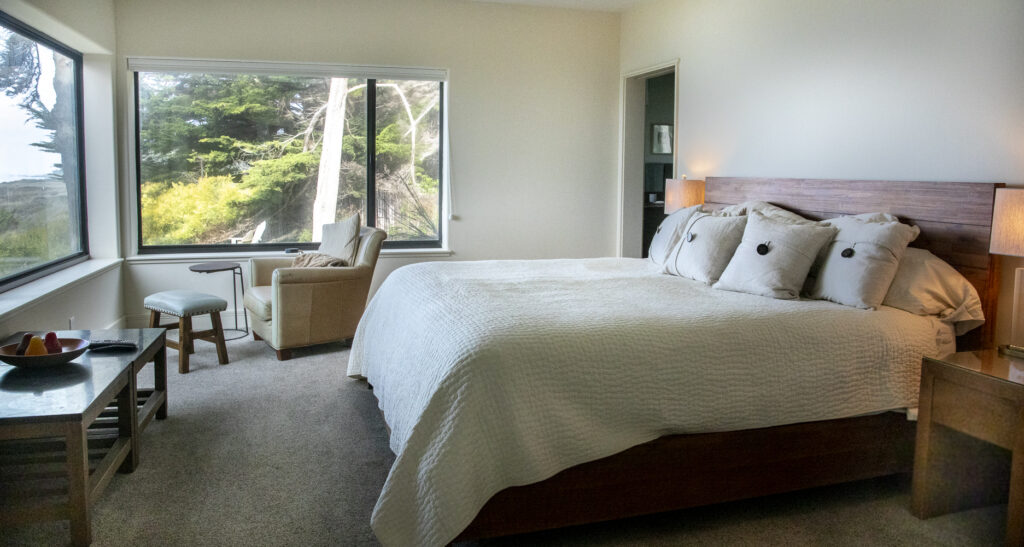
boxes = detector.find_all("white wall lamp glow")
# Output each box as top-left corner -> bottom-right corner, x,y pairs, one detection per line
664,176 -> 705,214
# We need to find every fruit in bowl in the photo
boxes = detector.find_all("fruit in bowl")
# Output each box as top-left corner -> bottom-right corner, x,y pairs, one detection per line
12,331 -> 65,356
0,333 -> 89,368
24,336 -> 47,355
44,331 -> 63,354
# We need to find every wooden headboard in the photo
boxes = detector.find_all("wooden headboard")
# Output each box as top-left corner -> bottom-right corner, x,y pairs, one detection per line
704,177 -> 1003,350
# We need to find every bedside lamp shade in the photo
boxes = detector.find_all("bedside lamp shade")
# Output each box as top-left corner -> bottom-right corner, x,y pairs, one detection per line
990,188 -> 1024,257
665,178 -> 705,214
990,188 -> 1024,352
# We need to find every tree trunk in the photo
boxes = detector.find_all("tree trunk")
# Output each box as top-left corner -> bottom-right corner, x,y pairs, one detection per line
312,78 -> 349,241
51,53 -> 80,251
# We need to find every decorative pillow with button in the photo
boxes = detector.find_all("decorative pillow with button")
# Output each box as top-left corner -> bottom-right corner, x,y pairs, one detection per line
664,212 -> 748,284
805,213 -> 920,309
318,213 -> 361,266
648,205 -> 703,267
713,211 -> 837,299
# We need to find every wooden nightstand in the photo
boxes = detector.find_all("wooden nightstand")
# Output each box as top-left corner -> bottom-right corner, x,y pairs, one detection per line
912,349 -> 1024,545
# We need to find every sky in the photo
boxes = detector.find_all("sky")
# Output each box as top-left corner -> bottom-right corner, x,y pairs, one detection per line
0,33 -> 61,183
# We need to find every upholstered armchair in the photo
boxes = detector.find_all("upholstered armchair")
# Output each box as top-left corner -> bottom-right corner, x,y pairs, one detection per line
244,227 -> 386,360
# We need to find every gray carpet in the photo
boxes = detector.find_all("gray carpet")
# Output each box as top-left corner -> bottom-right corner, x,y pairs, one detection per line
2,338 -> 1007,546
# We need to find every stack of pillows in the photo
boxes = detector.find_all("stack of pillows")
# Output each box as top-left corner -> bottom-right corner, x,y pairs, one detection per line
649,201 -> 984,335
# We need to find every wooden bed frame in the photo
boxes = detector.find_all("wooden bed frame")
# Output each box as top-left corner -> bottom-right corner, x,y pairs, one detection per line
452,177 -> 1003,542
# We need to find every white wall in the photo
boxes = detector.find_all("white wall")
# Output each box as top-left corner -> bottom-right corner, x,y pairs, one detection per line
0,0 -> 122,338
0,265 -> 124,336
620,0 -> 1024,344
113,0 -> 621,326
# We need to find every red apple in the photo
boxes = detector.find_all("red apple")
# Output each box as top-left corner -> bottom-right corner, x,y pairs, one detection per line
43,331 -> 62,354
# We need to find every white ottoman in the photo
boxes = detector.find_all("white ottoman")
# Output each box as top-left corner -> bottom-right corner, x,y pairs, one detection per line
144,290 -> 229,373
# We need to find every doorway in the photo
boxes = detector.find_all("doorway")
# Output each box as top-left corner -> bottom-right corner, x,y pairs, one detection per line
618,63 -> 677,258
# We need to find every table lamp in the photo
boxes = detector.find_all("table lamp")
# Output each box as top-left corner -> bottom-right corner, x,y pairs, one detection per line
989,188 -> 1024,355
664,177 -> 705,214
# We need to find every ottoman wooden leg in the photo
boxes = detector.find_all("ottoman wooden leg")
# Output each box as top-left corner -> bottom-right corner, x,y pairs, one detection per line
211,312 -> 229,365
148,310 -> 160,328
178,317 -> 191,374
185,316 -> 195,354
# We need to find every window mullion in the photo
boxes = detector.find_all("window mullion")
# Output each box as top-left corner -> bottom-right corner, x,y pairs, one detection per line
366,79 -> 377,228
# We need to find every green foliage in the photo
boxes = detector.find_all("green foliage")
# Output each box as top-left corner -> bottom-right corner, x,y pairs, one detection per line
140,176 -> 252,245
241,151 -> 320,211
375,124 -> 412,166
0,210 -> 72,278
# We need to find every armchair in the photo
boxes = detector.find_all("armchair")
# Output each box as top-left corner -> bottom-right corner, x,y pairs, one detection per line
244,227 -> 386,360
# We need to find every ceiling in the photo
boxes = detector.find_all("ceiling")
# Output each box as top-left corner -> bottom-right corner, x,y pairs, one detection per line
472,0 -> 652,12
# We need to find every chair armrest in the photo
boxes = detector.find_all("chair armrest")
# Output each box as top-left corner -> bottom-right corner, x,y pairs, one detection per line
251,257 -> 295,286
273,265 -> 371,284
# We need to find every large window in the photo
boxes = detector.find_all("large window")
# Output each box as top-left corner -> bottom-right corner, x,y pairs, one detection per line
0,12 -> 87,290
132,61 -> 444,252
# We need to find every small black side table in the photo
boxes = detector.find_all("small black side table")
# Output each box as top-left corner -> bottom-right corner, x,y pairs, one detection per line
189,261 -> 249,340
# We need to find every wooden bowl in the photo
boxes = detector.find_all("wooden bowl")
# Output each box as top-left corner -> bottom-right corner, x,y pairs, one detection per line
0,338 -> 90,368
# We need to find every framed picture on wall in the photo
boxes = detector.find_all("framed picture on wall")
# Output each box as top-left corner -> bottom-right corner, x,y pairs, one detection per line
651,124 -> 672,155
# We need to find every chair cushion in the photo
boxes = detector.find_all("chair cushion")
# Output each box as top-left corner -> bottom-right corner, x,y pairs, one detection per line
144,290 -> 227,317
318,213 -> 360,265
244,286 -> 272,321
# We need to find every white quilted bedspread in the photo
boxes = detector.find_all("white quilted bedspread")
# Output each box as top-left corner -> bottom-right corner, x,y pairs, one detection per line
347,258 -> 949,546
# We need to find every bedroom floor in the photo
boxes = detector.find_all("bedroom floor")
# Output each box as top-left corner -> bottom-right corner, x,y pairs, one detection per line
1,338 -> 1005,546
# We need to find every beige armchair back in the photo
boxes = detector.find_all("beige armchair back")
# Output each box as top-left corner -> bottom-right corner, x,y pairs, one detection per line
244,227 -> 387,360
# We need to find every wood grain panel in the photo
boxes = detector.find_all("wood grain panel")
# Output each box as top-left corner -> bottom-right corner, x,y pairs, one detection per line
705,178 -> 998,226
457,413 -> 915,541
932,377 -> 1019,450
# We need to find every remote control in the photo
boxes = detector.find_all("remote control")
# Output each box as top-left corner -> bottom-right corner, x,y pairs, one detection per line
89,339 -> 138,351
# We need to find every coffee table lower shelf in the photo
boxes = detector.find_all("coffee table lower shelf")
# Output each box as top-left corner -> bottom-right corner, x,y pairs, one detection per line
0,386 -> 165,530
0,328 -> 167,546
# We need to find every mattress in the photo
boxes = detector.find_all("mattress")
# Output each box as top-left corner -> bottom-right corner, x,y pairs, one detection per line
347,258 -> 953,546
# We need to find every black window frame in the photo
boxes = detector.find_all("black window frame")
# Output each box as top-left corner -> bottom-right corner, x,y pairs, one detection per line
133,71 -> 444,254
0,11 -> 89,292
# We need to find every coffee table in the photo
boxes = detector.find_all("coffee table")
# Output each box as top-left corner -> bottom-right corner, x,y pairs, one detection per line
0,328 -> 166,546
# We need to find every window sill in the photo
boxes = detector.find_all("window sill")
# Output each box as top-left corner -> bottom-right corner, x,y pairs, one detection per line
0,258 -> 122,321
380,248 -> 453,258
126,247 -> 453,265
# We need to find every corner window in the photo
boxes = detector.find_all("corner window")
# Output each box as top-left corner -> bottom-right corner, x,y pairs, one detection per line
0,12 -> 87,290
132,60 -> 445,252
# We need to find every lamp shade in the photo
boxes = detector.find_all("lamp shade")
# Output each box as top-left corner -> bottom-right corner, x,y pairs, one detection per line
664,178 -> 705,214
990,188 -> 1024,257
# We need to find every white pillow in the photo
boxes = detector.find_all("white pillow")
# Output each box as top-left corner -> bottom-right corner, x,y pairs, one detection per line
648,205 -> 703,267
716,200 -> 811,224
713,211 -> 837,299
806,214 -> 920,309
883,248 -> 984,335
318,213 -> 360,265
664,212 -> 747,284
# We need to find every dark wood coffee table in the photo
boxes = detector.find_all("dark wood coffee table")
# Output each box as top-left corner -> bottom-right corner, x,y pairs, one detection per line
0,328 -> 166,546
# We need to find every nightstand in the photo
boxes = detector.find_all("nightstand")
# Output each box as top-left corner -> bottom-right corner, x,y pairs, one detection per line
912,349 -> 1024,545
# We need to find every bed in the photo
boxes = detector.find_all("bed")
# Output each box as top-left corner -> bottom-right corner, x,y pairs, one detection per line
348,177 -> 1002,546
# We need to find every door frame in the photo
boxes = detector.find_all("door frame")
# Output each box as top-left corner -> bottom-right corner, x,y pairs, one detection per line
616,60 -> 679,258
